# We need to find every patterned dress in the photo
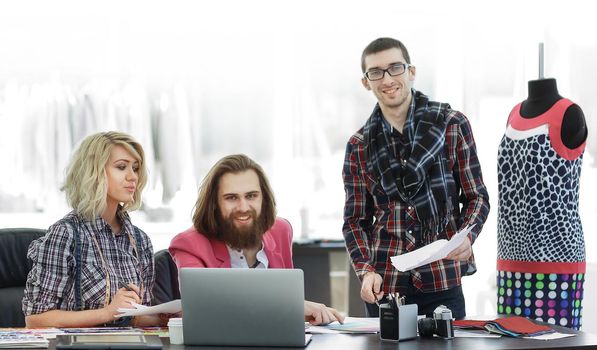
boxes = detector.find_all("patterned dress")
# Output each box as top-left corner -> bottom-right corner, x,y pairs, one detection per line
497,98 -> 586,329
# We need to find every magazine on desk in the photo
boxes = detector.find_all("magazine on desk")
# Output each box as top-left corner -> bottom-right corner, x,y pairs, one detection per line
0,330 -> 50,349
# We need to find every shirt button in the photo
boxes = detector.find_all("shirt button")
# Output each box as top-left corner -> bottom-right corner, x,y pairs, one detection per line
240,256 -> 244,259
407,230 -> 412,234
407,206 -> 412,210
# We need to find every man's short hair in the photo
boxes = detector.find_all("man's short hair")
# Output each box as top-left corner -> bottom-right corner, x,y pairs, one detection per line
361,37 -> 411,73
192,154 -> 277,238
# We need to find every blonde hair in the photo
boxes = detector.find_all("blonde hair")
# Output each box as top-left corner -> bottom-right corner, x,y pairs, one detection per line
61,131 -> 147,220
192,154 -> 277,237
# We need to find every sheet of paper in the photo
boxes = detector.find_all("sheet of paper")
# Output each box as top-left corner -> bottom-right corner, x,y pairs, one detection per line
523,332 -> 577,340
116,299 -> 181,317
390,224 -> 475,272
454,329 -> 501,338
306,317 -> 379,334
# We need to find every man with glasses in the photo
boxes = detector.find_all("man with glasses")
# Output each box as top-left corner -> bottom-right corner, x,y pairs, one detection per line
342,37 -> 489,319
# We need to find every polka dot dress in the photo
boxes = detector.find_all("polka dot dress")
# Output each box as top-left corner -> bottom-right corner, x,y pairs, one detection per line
497,99 -> 586,330
496,271 -> 584,329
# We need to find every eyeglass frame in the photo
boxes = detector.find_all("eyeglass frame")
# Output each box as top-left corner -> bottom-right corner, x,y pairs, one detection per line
363,63 -> 412,81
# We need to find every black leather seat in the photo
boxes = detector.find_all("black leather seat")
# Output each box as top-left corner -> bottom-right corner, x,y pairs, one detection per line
0,228 -> 45,327
152,249 -> 180,305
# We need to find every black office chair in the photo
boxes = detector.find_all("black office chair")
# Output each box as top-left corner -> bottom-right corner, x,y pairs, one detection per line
0,228 -> 46,327
152,249 -> 180,305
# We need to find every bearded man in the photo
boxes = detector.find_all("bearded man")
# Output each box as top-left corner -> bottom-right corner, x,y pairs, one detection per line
169,154 -> 343,326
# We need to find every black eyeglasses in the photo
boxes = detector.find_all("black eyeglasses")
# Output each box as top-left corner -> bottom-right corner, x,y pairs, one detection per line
364,63 -> 411,81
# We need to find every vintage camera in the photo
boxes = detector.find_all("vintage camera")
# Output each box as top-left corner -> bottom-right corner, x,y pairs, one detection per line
417,305 -> 454,339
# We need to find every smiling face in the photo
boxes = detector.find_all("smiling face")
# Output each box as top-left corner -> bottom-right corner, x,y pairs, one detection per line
361,47 -> 416,112
217,169 -> 263,227
105,145 -> 139,209
216,169 -> 265,249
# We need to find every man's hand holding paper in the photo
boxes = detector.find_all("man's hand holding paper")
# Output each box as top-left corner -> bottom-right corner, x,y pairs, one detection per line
390,225 -> 476,272
445,233 -> 472,261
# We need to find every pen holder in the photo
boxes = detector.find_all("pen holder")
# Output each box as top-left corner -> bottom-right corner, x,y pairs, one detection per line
379,303 -> 418,342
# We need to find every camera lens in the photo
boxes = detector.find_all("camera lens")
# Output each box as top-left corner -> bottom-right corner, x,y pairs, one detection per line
417,318 -> 436,338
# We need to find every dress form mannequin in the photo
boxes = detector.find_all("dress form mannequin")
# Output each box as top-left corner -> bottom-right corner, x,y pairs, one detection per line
496,77 -> 587,330
520,78 -> 587,149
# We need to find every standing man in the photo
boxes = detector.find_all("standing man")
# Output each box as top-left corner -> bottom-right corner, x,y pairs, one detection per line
170,154 -> 344,326
342,37 -> 489,319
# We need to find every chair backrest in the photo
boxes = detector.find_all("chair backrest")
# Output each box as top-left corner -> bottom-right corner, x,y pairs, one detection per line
0,228 -> 46,327
151,249 -> 180,305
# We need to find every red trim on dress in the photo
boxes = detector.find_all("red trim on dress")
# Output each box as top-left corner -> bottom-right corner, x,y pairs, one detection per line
497,259 -> 586,274
507,99 -> 585,160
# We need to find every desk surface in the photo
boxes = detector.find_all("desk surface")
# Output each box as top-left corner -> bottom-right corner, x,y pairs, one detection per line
45,331 -> 597,350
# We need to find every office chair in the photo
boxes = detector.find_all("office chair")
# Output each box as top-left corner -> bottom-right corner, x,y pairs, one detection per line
152,249 -> 180,305
0,228 -> 45,327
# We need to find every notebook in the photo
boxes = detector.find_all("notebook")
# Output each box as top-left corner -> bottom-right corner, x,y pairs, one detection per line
179,268 -> 310,347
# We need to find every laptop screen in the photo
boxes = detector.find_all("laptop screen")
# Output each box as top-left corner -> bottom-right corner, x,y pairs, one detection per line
180,268 -> 307,347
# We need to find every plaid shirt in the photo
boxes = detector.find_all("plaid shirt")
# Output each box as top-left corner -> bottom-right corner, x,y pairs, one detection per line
23,210 -> 154,315
342,95 -> 490,295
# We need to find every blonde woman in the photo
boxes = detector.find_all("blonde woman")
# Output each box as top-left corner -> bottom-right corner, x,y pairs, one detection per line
23,131 -> 161,327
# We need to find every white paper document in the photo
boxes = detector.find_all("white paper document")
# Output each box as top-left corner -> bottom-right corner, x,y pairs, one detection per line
116,299 -> 182,317
523,332 -> 576,340
390,224 -> 475,272
306,317 -> 379,334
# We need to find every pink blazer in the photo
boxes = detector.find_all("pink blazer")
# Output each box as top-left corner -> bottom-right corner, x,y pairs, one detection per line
169,218 -> 294,270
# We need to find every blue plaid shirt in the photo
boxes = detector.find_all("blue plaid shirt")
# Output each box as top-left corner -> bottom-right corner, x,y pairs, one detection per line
23,210 -> 154,315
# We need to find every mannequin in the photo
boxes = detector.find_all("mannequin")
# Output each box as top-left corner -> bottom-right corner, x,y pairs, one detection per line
496,77 -> 587,330
520,78 -> 587,149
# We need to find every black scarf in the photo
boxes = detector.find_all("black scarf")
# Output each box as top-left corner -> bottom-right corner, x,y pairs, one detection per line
363,90 -> 456,237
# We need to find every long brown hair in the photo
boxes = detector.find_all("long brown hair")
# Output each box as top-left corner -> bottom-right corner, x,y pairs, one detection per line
192,154 -> 277,238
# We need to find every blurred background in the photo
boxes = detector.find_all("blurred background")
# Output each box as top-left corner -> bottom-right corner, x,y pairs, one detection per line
1,0 -> 596,329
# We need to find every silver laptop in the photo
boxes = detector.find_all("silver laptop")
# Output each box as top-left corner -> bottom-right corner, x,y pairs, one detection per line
180,268 -> 309,347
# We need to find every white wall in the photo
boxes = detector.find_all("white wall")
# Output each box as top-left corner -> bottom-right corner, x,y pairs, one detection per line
1,0 -> 596,330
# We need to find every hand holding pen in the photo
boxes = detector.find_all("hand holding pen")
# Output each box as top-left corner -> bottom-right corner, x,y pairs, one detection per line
360,272 -> 384,304
117,281 -> 142,303
104,281 -> 141,320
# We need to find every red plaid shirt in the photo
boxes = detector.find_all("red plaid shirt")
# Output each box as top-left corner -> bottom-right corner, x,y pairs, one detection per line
342,99 -> 490,295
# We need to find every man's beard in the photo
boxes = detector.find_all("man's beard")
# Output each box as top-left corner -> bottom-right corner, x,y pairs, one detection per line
217,209 -> 265,250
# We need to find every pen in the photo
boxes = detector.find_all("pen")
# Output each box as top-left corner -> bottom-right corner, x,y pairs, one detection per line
118,281 -> 133,291
372,286 -> 381,306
